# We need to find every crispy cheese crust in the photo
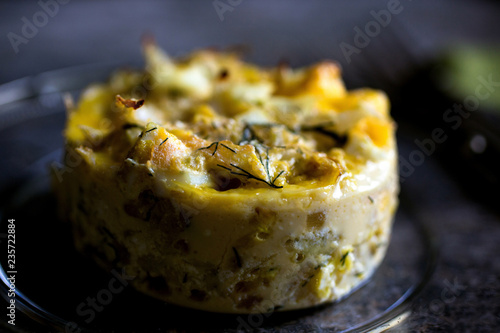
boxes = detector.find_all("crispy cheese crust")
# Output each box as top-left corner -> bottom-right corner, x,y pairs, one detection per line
54,44 -> 398,313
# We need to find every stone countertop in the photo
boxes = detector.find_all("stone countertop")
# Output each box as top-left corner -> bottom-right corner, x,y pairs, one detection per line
386,125 -> 500,332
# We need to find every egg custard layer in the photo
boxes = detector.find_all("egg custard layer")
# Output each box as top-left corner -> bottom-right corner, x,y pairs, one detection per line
53,44 -> 398,313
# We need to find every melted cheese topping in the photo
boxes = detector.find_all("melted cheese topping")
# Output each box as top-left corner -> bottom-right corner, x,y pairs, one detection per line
65,44 -> 394,193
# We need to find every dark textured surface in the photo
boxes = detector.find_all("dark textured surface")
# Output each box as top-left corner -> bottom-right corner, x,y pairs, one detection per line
391,125 -> 500,332
1,1 -> 500,332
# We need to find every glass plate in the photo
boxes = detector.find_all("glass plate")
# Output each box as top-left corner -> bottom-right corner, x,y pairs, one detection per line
0,65 -> 437,333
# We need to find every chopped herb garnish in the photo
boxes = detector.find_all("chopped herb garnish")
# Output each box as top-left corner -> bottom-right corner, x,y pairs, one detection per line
265,147 -> 270,181
159,137 -> 169,146
216,162 -> 284,189
301,122 -> 347,145
199,141 -> 236,156
232,247 -> 242,268
368,196 -> 374,204
204,129 -> 284,189
239,124 -> 265,145
240,124 -> 253,144
199,142 -> 218,155
122,123 -> 142,130
254,144 -> 265,168
217,164 -> 232,172
340,251 -> 350,266
229,163 -> 283,189
302,274 -> 315,287
220,143 -> 236,153
272,170 -> 285,184
139,126 -> 157,139
252,144 -> 285,187
102,227 -> 115,240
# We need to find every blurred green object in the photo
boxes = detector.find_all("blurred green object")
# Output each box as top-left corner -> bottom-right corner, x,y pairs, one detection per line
437,45 -> 500,113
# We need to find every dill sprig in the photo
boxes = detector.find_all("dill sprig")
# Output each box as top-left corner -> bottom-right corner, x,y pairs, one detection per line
272,170 -> 285,184
302,274 -> 315,287
221,143 -> 236,153
239,123 -> 292,145
122,123 -> 142,130
232,247 -> 242,268
340,251 -> 350,266
159,137 -> 169,146
265,147 -> 270,181
301,122 -> 347,145
138,126 -> 158,138
216,164 -> 232,172
217,163 -> 284,189
239,124 -> 266,145
253,144 -> 272,182
205,124 -> 286,189
198,141 -> 236,156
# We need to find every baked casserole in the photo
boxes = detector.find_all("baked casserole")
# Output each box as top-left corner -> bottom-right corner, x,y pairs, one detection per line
53,43 -> 399,313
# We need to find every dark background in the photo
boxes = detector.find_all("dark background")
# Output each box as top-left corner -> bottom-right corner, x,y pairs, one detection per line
1,0 -> 500,85
1,0 -> 500,332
